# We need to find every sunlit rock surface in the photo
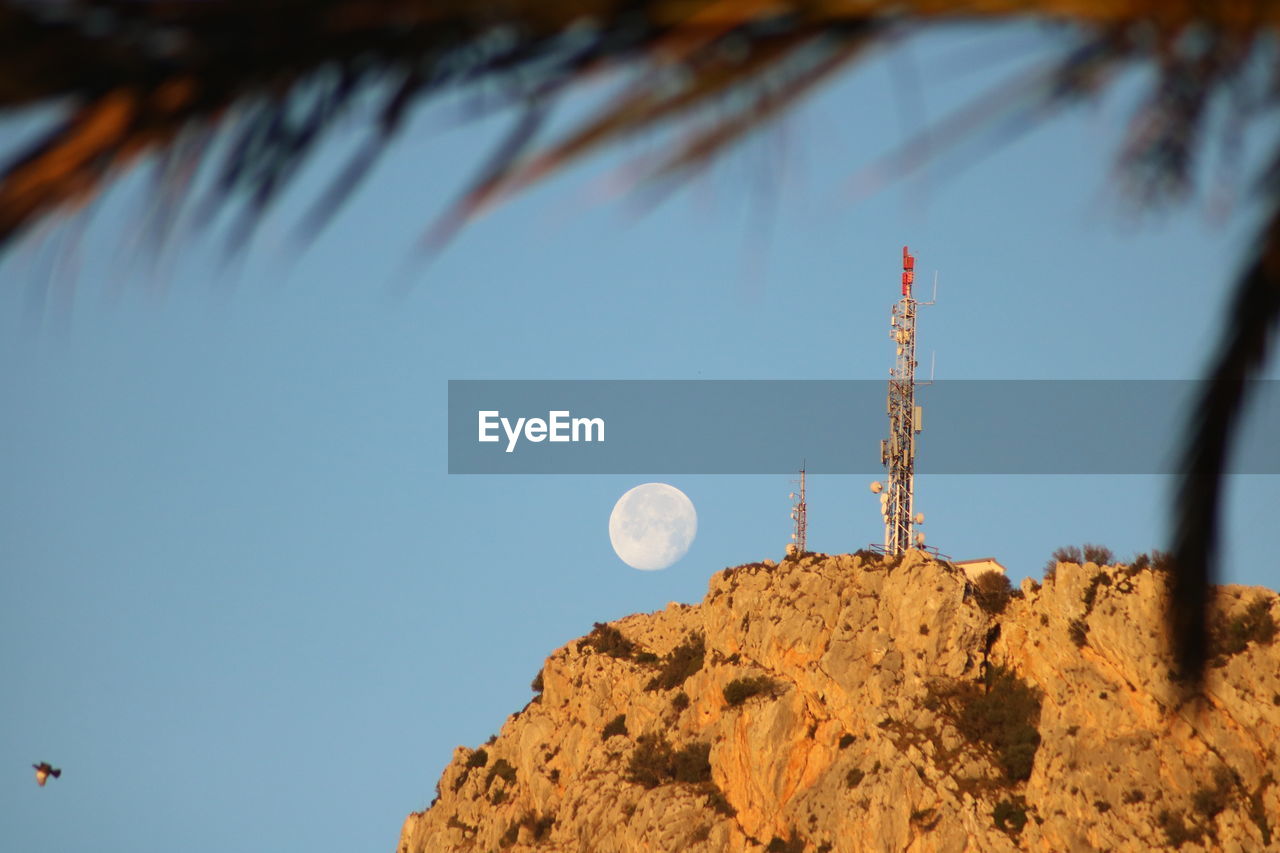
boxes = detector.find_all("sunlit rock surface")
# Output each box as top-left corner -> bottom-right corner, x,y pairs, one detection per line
398,552 -> 1280,852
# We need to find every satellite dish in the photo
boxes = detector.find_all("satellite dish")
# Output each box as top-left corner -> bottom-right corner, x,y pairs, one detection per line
870,481 -> 883,494
914,512 -> 924,524
915,532 -> 926,545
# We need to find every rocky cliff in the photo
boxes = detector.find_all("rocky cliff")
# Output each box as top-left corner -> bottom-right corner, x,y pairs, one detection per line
397,552 -> 1280,852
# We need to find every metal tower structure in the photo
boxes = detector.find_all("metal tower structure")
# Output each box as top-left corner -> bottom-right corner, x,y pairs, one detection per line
788,464 -> 807,556
873,246 -> 931,556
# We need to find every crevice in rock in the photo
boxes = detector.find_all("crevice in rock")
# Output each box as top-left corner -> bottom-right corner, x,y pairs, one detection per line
982,624 -> 1002,668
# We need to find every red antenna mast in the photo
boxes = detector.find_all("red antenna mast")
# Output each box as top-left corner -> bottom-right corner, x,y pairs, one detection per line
874,246 -> 931,555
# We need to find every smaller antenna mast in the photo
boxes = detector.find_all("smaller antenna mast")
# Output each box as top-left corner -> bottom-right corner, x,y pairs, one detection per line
788,463 -> 807,557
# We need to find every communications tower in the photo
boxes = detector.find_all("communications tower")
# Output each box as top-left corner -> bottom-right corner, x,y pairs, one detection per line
788,465 -> 807,557
871,246 -> 932,556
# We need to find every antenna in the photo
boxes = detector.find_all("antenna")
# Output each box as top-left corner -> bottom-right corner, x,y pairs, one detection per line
788,463 -> 807,557
875,246 -> 935,557
917,351 -> 937,387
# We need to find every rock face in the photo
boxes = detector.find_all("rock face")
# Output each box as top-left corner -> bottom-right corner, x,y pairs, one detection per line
397,552 -> 1280,852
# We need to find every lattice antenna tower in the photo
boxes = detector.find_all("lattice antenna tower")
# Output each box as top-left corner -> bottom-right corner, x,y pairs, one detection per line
872,246 -> 933,556
788,464 -> 807,557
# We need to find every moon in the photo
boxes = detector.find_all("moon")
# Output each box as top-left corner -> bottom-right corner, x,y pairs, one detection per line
608,483 -> 697,571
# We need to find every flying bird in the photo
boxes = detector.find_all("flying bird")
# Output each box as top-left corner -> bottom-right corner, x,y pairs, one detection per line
0,1 -> 1276,688
33,762 -> 61,787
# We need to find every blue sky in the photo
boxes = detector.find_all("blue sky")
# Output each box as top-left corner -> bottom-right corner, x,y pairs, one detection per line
2,25 -> 1278,853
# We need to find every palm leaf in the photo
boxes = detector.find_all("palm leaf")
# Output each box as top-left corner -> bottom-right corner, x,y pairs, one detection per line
2,0 -> 1279,688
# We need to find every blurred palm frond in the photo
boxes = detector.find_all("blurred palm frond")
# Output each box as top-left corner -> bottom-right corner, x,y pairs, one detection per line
3,1 -> 1280,688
